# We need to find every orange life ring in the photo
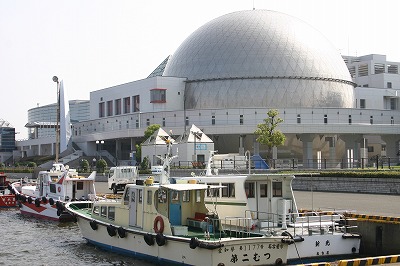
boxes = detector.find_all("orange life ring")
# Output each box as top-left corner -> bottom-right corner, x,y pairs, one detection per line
58,187 -> 61,193
153,216 -> 164,234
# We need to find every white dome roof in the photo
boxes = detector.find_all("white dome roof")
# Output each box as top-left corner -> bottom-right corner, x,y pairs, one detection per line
163,10 -> 355,109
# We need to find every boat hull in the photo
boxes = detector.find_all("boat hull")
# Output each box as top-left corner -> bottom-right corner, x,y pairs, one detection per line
74,216 -> 288,266
0,194 -> 16,208
18,200 -> 60,221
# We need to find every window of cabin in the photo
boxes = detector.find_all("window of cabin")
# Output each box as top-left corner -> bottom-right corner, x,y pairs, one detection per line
245,182 -> 255,198
207,183 -> 220,197
272,182 -> 283,197
147,191 -> 152,205
93,206 -> 100,215
260,184 -> 268,198
108,206 -> 115,220
101,206 -> 107,217
222,183 -> 235,198
182,191 -> 190,202
138,189 -> 143,203
76,182 -> 83,190
196,190 -> 201,203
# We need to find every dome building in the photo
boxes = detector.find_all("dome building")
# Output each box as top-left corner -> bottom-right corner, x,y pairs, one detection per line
163,10 -> 355,110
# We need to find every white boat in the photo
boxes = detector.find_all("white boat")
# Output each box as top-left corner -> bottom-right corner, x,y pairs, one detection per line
12,163 -> 96,222
66,140 -> 292,265
178,151 -> 361,263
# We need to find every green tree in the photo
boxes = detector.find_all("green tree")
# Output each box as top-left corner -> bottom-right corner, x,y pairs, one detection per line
254,109 -> 286,161
80,159 -> 89,173
135,124 -> 161,164
141,156 -> 150,170
96,159 -> 108,173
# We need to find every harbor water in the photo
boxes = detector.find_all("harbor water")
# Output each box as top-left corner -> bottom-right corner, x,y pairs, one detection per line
1,183 -> 399,265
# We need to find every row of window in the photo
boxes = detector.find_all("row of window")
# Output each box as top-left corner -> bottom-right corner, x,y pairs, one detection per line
245,182 -> 282,198
99,95 -> 141,118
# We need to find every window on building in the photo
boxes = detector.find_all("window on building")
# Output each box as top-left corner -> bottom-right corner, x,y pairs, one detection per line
391,116 -> 394,125
297,114 -> 301,124
245,182 -> 255,198
374,63 -> 385,74
115,99 -> 121,115
370,116 -> 373,124
150,88 -> 166,103
348,115 -> 352,125
107,101 -> 113,116
185,117 -> 189,126
360,99 -> 366,109
146,118 -> 150,126
358,64 -> 369,77
99,102 -> 105,118
324,114 -> 328,124
212,115 -> 215,125
387,82 -> 392,89
348,66 -> 356,78
368,146 -> 374,152
123,97 -> 130,114
390,98 -> 397,110
272,182 -> 282,197
136,119 -> 139,128
239,115 -> 243,125
388,64 -> 399,74
162,117 -> 166,127
133,95 -> 140,112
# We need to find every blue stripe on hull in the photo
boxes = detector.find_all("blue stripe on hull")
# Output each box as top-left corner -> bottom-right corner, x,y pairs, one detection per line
84,238 -> 194,266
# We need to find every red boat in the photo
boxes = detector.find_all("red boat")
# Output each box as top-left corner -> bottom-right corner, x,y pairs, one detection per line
0,172 -> 16,208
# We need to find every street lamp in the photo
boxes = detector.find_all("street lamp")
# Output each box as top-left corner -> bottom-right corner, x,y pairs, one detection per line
96,140 -> 104,159
52,76 -> 60,163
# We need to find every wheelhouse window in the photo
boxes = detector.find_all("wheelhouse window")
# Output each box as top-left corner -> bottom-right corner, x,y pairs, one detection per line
222,183 -> 235,198
260,184 -> 268,198
239,115 -> 243,125
207,183 -> 220,197
124,187 -> 130,205
138,189 -> 143,203
101,206 -> 107,217
108,206 -> 115,220
150,88 -> 166,103
147,191 -> 152,205
157,189 -> 167,203
272,182 -> 282,197
196,190 -> 201,202
76,182 -> 83,190
245,182 -> 255,198
50,184 -> 56,193
182,191 -> 190,202
93,206 -> 100,215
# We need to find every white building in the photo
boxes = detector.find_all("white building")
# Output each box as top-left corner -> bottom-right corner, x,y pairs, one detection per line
16,10 -> 400,168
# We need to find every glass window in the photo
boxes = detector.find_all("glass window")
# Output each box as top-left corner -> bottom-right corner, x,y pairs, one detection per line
115,99 -> 121,115
138,189 -> 143,203
222,183 -> 235,198
157,189 -> 167,203
101,206 -> 107,217
147,191 -> 152,205
182,191 -> 190,202
133,95 -> 140,112
370,116 -> 373,124
93,206 -> 99,215
360,99 -> 366,109
108,206 -> 115,220
207,183 -> 220,197
124,187 -> 130,205
185,117 -> 189,126
131,190 -> 135,202
273,182 -> 282,197
107,100 -> 113,116
50,184 -> 56,193
76,182 -> 83,190
297,114 -> 301,124
348,115 -> 352,125
324,114 -> 328,124
212,115 -> 215,125
171,191 -> 179,201
245,182 -> 255,198
162,117 -> 166,127
196,190 -> 201,203
99,102 -> 105,118
260,184 -> 268,198
239,115 -> 243,125
123,97 -> 130,114
150,89 -> 166,103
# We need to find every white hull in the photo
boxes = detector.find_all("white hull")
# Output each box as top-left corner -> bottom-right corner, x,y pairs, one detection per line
18,200 -> 62,221
75,216 -> 288,266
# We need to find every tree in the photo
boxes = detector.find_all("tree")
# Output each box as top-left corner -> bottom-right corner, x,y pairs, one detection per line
96,159 -> 108,173
80,159 -> 89,173
254,109 -> 286,161
136,124 -> 161,163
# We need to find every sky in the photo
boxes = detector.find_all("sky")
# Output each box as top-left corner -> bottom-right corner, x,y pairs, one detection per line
1,0 -> 399,140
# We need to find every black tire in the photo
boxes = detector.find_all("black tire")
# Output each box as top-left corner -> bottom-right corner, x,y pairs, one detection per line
35,198 -> 41,207
107,224 -> 117,237
42,197 -> 47,203
144,233 -> 154,246
156,233 -> 166,246
189,237 -> 199,249
117,227 -> 126,238
89,220 -> 98,230
49,198 -> 54,205
112,185 -> 118,194
28,197 -> 33,204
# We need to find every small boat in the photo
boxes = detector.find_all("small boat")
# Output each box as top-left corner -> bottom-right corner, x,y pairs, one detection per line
66,140 -> 292,265
0,172 -> 17,208
12,163 -> 96,222
178,151 -> 361,263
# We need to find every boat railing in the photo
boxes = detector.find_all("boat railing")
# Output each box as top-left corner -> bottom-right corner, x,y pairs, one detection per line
222,216 -> 253,238
244,209 -> 356,236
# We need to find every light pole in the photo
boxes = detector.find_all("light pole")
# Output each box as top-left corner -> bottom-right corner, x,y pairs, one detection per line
52,76 -> 60,163
96,140 -> 104,159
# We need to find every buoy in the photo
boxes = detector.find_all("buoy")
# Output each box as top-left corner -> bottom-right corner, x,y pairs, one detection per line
144,233 -> 154,246
153,216 -> 164,234
117,227 -> 126,238
89,220 -> 98,230
156,233 -> 166,246
107,224 -> 117,237
189,237 -> 199,249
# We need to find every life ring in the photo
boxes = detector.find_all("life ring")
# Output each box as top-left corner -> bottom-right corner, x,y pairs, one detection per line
144,233 -> 154,246
89,220 -> 98,230
107,224 -> 117,237
156,233 -> 166,246
117,227 -> 126,238
153,216 -> 164,234
189,237 -> 199,249
58,187 -> 61,193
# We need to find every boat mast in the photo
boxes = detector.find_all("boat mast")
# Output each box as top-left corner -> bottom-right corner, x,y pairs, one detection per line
53,76 -> 60,163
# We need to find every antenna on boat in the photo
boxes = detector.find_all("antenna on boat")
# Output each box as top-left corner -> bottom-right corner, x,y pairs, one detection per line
245,150 -> 251,174
53,76 -> 60,163
158,137 -> 178,185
